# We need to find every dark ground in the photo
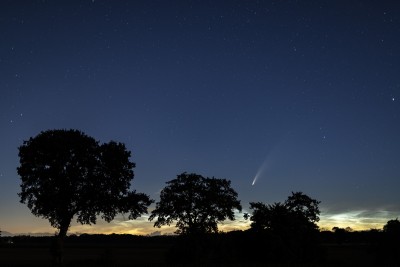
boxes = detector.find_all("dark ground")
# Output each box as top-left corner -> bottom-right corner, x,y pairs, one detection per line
0,231 -> 398,267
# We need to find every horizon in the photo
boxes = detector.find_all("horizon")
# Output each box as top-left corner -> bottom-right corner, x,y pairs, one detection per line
0,220 -> 390,237
1,1 -> 399,237
1,207 -> 394,236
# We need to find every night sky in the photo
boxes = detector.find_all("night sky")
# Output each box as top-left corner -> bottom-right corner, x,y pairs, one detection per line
1,0 -> 399,235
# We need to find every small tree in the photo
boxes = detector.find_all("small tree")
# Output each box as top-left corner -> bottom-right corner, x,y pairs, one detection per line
149,172 -> 242,235
380,218 -> 400,264
383,218 -> 400,235
17,129 -> 153,239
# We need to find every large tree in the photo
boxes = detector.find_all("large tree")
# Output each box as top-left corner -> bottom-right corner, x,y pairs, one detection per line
149,172 -> 242,235
17,129 -> 153,238
284,191 -> 320,224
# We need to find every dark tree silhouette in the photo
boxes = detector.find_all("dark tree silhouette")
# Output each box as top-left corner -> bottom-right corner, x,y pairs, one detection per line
331,226 -> 350,244
246,192 -> 321,263
284,191 -> 321,224
380,218 -> 400,264
149,172 -> 242,235
247,202 -> 291,234
383,218 -> 400,236
17,129 -> 153,239
248,191 -> 320,233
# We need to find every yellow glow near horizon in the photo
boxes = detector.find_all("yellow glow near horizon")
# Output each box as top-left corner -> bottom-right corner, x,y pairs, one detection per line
318,209 -> 393,231
3,209 -> 395,235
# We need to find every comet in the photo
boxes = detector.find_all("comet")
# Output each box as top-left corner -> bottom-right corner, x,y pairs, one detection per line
251,157 -> 269,186
250,134 -> 287,186
251,140 -> 283,186
251,174 -> 259,186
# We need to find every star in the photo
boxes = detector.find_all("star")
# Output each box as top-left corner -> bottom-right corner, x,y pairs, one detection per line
392,97 -> 395,101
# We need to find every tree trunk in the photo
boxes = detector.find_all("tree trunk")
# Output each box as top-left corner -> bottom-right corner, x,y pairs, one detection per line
52,218 -> 71,266
58,222 -> 70,239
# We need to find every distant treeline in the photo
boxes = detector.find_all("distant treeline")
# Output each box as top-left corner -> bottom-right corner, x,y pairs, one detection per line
0,228 -> 392,245
1,229 -> 399,266
1,233 -> 174,247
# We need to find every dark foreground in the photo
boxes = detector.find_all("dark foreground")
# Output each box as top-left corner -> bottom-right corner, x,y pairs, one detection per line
0,231 -> 399,267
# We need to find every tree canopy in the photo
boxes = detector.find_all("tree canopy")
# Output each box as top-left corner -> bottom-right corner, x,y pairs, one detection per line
284,191 -> 320,223
383,218 -> 400,235
17,129 -> 153,238
246,192 -> 321,263
247,191 -> 320,234
149,172 -> 242,235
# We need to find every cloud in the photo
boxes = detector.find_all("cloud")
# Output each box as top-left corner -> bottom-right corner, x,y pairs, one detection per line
0,231 -> 14,237
148,231 -> 161,236
318,208 -> 400,230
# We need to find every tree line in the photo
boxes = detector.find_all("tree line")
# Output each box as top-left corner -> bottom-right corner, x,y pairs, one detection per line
15,129 -> 400,265
17,129 -> 322,237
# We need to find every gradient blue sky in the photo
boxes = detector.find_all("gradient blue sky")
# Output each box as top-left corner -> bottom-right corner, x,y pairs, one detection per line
1,0 -> 399,235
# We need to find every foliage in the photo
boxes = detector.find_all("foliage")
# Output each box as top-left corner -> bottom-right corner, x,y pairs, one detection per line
248,191 -> 320,234
383,218 -> 400,235
284,191 -> 321,223
149,172 -> 242,235
17,129 -> 153,238
246,192 -> 321,263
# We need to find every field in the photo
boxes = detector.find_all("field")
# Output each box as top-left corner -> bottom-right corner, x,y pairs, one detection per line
0,234 -> 398,267
0,246 -> 168,266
